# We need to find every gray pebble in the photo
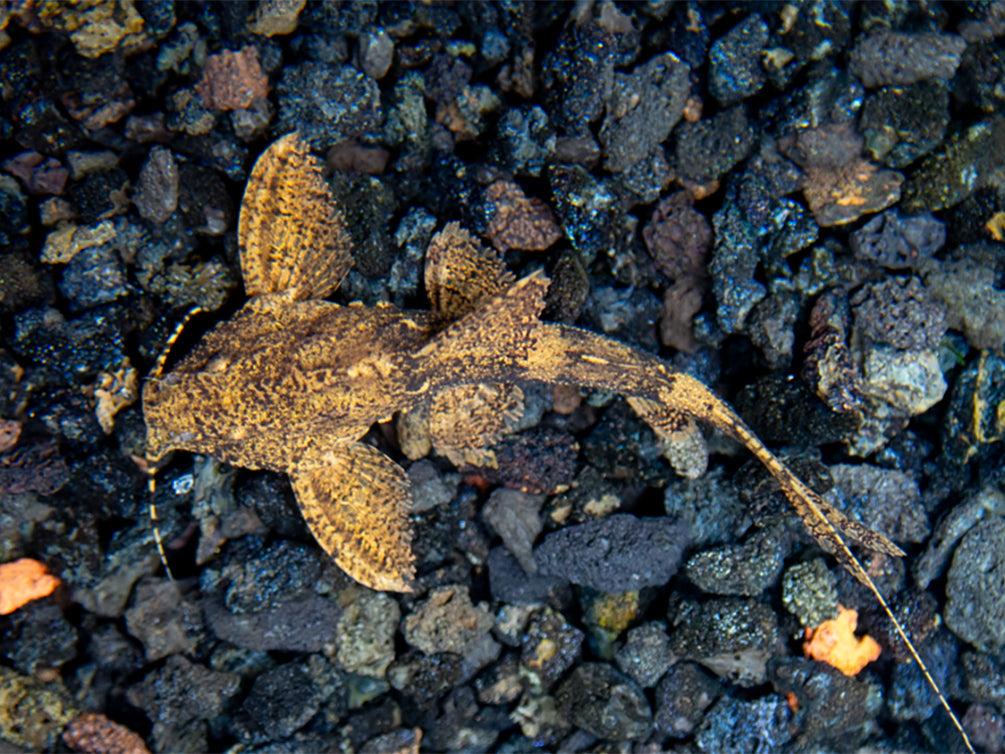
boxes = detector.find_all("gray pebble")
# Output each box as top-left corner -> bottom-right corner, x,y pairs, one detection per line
535,513 -> 688,592
945,517 -> 1005,653
850,30 -> 967,88
655,662 -> 721,738
555,662 -> 652,741
614,622 -> 676,689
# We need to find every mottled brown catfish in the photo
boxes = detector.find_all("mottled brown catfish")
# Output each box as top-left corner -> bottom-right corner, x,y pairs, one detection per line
142,133 -> 972,751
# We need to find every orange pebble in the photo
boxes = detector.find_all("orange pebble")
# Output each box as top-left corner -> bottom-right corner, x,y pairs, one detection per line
803,603 -> 881,676
0,558 -> 61,615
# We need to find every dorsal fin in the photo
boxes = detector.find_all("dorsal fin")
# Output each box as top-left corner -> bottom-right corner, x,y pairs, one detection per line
416,270 -> 549,366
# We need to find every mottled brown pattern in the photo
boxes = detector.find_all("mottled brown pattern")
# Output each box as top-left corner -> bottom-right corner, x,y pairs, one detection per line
147,131 -> 908,595
142,133 -> 973,751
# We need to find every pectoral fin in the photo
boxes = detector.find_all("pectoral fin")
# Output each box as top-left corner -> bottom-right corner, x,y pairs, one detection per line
238,132 -> 353,300
291,441 -> 415,592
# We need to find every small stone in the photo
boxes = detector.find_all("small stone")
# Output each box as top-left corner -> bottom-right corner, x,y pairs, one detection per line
945,517 -> 1005,654
851,276 -> 947,351
475,654 -> 523,706
520,607 -> 584,692
196,46 -> 269,112
40,220 -> 116,265
901,117 -> 1005,213
771,658 -> 883,747
781,123 -> 903,227
960,704 -> 1005,754
4,602 -> 78,675
336,589 -> 399,679
828,464 -> 931,544
492,106 -> 554,177
361,727 -> 421,754
849,30 -> 968,88
800,290 -> 865,413
747,291 -> 799,369
0,665 -> 77,750
511,692 -> 572,746
535,514 -> 688,592
782,559 -> 839,629
406,459 -> 458,513
555,662 -> 652,741
357,29 -> 394,80
62,713 -> 150,754
39,197 -> 75,226
860,80 -> 951,167
542,24 -> 615,135
685,524 -> 788,597
695,696 -> 792,753
643,191 -> 712,281
2,151 -> 68,195
663,466 -> 750,550
66,167 -> 131,224
0,175 -> 29,243
58,242 -> 129,312
860,342 -> 946,417
222,540 -> 325,613
165,88 -> 216,136
709,200 -> 765,334
247,0 -> 306,36
614,622 -> 676,689
230,97 -> 273,142
547,163 -> 623,267
57,52 -> 136,131
123,578 -> 204,661
203,591 -> 340,653
132,146 -> 178,224
35,0 -> 148,59
599,51 -> 690,173
669,598 -> 779,686
387,650 -> 464,708
922,247 -> 1005,351
709,15 -> 769,105
849,209 -> 945,269
581,588 -> 642,659
233,662 -> 324,743
654,662 -> 720,738
403,585 -> 493,656
127,655 -> 240,752
277,62 -> 381,150
916,485 -> 1005,590
673,106 -> 755,187
482,487 -> 546,574
474,427 -> 578,495
484,180 -> 561,253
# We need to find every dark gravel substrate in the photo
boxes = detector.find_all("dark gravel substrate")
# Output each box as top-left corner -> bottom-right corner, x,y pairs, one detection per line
1,2 -> 1004,753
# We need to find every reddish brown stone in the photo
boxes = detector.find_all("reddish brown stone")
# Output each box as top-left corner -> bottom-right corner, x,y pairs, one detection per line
485,180 -> 562,253
642,191 -> 712,281
195,46 -> 269,112
2,152 -> 68,195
